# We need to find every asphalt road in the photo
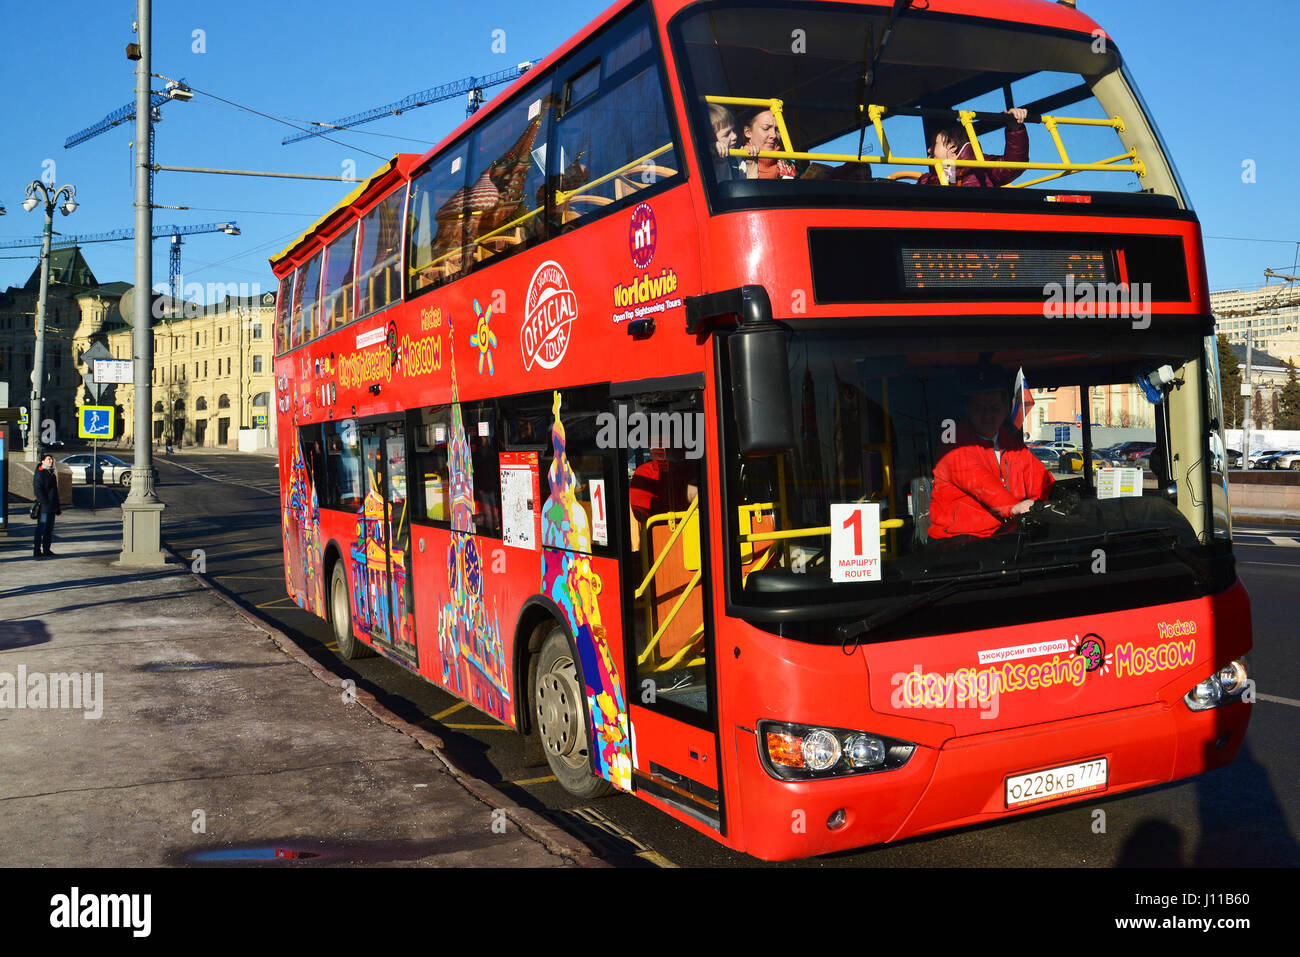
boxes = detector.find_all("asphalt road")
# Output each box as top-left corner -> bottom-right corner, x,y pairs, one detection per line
137,448 -> 1300,868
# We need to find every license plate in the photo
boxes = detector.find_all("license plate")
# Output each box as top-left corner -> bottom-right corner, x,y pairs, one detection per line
1005,758 -> 1108,810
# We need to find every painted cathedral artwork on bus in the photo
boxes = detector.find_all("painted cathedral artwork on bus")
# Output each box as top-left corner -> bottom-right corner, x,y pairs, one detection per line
542,390 -> 633,792
283,414 -> 324,618
433,340 -> 511,722
349,456 -> 417,656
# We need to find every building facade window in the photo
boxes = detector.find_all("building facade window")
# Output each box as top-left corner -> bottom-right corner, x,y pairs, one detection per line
253,355 -> 263,373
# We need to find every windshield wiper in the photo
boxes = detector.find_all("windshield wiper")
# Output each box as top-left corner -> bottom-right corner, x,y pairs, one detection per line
1022,526 -> 1215,586
836,559 -> 1084,644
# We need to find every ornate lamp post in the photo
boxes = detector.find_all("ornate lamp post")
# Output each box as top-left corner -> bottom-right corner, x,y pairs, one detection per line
20,181 -> 78,462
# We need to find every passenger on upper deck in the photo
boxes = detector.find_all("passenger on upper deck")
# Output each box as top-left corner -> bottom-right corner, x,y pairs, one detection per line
709,103 -> 743,182
737,108 -> 797,180
916,108 -> 1030,187
928,366 -> 1054,540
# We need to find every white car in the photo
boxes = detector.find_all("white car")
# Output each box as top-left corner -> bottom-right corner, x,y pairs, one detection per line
60,453 -> 133,486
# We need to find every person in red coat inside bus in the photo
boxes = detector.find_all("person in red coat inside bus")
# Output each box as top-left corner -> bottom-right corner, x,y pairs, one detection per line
916,108 -> 1030,187
928,370 -> 1054,540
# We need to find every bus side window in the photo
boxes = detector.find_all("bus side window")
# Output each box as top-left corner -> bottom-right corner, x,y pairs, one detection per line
463,401 -> 502,538
291,252 -> 322,347
407,152 -> 469,295
463,79 -> 557,269
323,419 -> 363,511
413,406 -> 451,524
357,187 -> 406,319
322,224 -> 357,333
554,12 -> 679,230
275,272 -> 294,354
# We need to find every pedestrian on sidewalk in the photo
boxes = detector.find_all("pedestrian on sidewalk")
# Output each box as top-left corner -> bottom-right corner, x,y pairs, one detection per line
32,452 -> 60,558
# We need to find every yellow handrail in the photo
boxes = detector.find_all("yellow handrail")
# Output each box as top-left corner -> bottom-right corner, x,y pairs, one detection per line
704,96 -> 1146,187
635,495 -> 699,600
637,569 -> 702,666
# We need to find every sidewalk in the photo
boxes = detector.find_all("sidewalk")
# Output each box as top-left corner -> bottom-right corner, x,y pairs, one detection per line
0,500 -> 593,867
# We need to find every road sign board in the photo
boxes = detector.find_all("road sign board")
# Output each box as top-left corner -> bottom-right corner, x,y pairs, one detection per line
93,359 -> 133,384
254,413 -> 267,426
82,373 -> 106,403
1054,425 -> 1071,443
82,341 -> 114,365
79,405 -> 115,441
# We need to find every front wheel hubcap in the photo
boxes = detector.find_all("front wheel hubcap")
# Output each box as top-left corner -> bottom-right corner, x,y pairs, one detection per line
536,657 -> 584,767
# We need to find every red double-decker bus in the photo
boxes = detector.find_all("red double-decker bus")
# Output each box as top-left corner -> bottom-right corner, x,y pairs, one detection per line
271,0 -> 1251,860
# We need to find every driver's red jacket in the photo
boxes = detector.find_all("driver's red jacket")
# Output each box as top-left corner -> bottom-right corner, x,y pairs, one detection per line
928,425 -> 1055,539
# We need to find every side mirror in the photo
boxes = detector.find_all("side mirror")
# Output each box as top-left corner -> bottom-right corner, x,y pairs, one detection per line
729,318 -> 794,454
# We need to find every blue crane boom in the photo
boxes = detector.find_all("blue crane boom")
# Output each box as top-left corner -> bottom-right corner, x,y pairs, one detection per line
281,61 -> 536,145
64,92 -> 169,149
0,222 -> 240,305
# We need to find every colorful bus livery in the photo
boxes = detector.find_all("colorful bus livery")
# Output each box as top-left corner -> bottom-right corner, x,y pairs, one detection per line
271,0 -> 1251,860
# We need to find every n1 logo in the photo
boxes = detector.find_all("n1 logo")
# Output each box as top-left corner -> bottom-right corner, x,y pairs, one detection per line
830,503 -> 881,583
589,479 -> 608,546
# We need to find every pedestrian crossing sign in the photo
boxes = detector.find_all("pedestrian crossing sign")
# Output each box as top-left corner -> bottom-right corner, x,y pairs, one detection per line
79,405 -> 115,440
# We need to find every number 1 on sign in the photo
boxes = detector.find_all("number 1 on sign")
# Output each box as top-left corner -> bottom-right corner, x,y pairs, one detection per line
830,503 -> 881,583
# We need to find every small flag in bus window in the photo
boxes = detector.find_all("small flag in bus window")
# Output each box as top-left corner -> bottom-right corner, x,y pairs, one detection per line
1012,366 -> 1034,436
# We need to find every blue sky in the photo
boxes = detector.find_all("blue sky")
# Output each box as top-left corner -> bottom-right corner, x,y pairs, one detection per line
0,0 -> 1294,298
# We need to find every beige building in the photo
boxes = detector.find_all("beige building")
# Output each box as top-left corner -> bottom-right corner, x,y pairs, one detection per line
1211,283 -> 1300,364
0,247 -> 276,450
106,291 -> 277,449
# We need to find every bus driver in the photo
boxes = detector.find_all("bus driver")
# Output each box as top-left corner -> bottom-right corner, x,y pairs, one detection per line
927,367 -> 1054,540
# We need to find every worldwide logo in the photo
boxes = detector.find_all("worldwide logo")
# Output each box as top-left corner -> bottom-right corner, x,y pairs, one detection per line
628,203 -> 656,270
522,260 -> 578,371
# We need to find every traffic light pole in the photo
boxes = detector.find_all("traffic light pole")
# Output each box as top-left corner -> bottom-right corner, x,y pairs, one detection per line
120,0 -> 166,566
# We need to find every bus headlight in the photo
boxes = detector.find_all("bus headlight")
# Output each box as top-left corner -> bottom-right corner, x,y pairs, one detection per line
1183,657 -> 1249,711
759,721 -> 914,780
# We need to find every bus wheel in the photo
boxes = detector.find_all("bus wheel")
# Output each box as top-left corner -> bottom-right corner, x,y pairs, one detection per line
534,626 -> 613,798
330,562 -> 374,660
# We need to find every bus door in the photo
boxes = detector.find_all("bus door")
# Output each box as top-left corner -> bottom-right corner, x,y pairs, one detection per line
617,382 -> 723,832
356,417 -> 418,664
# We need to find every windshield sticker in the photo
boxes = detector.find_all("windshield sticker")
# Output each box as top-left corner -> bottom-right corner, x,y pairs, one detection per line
522,260 -> 577,371
831,503 -> 881,582
1096,467 -> 1143,498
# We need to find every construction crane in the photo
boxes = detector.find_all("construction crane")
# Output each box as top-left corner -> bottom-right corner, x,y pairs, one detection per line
0,222 -> 241,307
64,80 -> 192,207
282,62 -> 537,145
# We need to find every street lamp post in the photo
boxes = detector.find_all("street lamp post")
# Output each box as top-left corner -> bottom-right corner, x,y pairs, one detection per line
20,181 -> 78,462
120,0 -> 166,565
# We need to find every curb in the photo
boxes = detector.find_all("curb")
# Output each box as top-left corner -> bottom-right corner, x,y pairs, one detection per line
162,541 -> 605,868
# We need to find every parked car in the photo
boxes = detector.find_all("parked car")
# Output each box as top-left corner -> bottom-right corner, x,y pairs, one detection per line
1270,451 -> 1300,471
60,453 -> 133,486
1256,449 -> 1300,470
1058,450 -> 1114,473
1029,446 -> 1063,469
1247,449 -> 1276,469
1225,448 -> 1243,469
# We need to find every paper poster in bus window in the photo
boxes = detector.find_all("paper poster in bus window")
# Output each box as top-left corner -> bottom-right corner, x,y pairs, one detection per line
541,391 -> 632,791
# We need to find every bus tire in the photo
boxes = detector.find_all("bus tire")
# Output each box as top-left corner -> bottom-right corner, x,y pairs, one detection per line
330,561 -> 374,660
534,626 -> 613,799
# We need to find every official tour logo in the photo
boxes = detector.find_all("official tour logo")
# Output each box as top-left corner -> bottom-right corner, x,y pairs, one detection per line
1075,633 -> 1110,674
521,260 -> 577,371
629,202 -> 656,269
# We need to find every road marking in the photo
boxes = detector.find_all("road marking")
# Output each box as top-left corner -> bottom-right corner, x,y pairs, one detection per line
635,850 -> 678,868
1259,693 -> 1300,708
445,723 -> 513,731
254,597 -> 298,610
509,774 -> 558,786
1240,562 -> 1299,568
1265,536 -> 1300,547
432,701 -> 468,720
164,458 -> 278,496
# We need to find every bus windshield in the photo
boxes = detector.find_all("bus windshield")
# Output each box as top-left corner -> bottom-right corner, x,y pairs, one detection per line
728,326 -> 1220,616
674,3 -> 1185,205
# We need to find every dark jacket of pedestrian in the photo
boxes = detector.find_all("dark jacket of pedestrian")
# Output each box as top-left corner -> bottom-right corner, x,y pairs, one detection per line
33,465 -> 60,514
